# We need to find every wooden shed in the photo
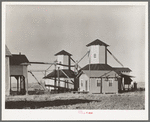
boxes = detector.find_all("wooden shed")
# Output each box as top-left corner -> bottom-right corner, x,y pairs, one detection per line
10,53 -> 29,95
79,64 -> 120,94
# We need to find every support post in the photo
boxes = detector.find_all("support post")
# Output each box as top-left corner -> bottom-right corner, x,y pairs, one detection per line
68,56 -> 71,70
20,76 -> 22,92
67,80 -> 69,89
26,68 -> 28,95
101,78 -> 102,93
54,64 -> 56,91
105,46 -> 107,64
64,80 -> 66,92
122,77 -> 124,91
10,76 -> 11,95
57,67 -> 60,92
89,49 -> 91,92
17,76 -> 19,94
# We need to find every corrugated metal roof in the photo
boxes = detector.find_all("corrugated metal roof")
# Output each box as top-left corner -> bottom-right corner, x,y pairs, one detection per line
81,64 -> 113,70
113,67 -> 132,72
54,50 -> 72,56
44,69 -> 75,78
10,54 -> 29,65
5,45 -> 11,56
86,39 -> 109,47
79,64 -> 132,78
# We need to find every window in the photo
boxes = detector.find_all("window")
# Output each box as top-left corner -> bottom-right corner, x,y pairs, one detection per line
81,80 -> 83,87
94,54 -> 96,58
97,79 -> 101,86
109,80 -> 113,87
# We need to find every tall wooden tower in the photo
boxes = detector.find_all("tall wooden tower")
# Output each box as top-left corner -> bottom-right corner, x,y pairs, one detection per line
86,39 -> 109,64
55,50 -> 72,70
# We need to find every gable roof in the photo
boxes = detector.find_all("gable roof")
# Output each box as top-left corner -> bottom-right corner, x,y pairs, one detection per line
5,45 -> 11,56
86,39 -> 109,47
43,69 -> 75,79
81,64 -> 113,71
54,50 -> 72,56
78,64 -> 132,78
10,54 -> 29,65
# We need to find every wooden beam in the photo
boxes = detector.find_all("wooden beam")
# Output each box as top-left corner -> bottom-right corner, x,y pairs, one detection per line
10,76 -> 11,94
48,78 -> 74,85
54,64 -> 56,90
26,69 -> 28,95
17,76 -> 19,94
45,84 -> 70,90
57,67 -> 60,92
101,77 -> 102,93
105,46 -> 107,64
69,56 -> 71,70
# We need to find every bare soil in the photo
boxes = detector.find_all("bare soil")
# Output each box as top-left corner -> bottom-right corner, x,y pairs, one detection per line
5,90 -> 145,109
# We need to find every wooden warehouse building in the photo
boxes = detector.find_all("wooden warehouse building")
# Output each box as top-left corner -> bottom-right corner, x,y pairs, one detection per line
78,39 -> 133,94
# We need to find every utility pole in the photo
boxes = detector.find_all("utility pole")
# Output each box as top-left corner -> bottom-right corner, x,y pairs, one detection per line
58,67 -> 60,92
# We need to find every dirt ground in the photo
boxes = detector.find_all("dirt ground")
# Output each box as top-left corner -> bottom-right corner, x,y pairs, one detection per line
5,90 -> 145,109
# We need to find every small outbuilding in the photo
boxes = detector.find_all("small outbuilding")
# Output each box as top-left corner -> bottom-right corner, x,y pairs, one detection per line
10,53 -> 29,95
79,64 -> 120,94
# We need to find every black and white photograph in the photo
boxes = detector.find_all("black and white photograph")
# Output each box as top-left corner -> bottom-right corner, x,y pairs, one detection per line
2,2 -> 148,120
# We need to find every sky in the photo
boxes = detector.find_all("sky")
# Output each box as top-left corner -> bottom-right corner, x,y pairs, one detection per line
5,4 -> 147,83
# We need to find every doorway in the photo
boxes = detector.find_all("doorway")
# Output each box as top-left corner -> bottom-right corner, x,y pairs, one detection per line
85,80 -> 88,91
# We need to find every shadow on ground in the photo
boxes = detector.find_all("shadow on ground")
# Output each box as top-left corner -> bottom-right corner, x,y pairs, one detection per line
5,99 -> 100,109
